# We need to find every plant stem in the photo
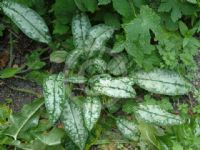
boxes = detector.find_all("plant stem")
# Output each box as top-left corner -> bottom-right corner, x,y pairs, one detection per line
6,85 -> 42,98
8,32 -> 14,67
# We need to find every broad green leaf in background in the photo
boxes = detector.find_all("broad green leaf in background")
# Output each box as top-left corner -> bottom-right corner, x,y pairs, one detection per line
0,0 -> 51,43
34,128 -> 65,146
52,0 -> 76,35
4,99 -> 44,140
90,76 -> 136,98
0,68 -> 20,79
83,0 -> 97,12
50,51 -> 68,63
107,54 -> 128,76
61,100 -> 88,150
74,0 -> 97,12
85,24 -> 114,52
72,12 -> 91,49
116,118 -> 139,141
112,0 -> 135,18
124,5 -> 161,42
158,0 -> 198,22
43,73 -> 65,123
82,97 -> 102,131
135,104 -> 184,125
134,69 -> 192,95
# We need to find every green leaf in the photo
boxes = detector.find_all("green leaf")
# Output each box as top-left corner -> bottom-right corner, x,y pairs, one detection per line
80,58 -> 107,75
66,75 -> 87,84
83,0 -> 97,12
90,76 -> 136,98
0,0 -> 51,43
134,69 -> 192,95
116,118 -> 139,141
82,97 -> 102,131
65,49 -> 84,69
107,54 -> 128,76
85,24 -> 114,52
72,12 -> 91,49
104,13 -> 121,28
111,37 -> 125,53
26,49 -> 46,70
52,0 -> 76,35
43,73 -> 65,123
112,0 -> 135,18
34,128 -> 65,146
0,68 -> 20,79
61,100 -> 88,150
124,5 -> 161,42
74,0 -> 87,11
25,71 -> 49,85
135,104 -> 184,125
50,51 -> 68,63
4,99 -> 44,140
158,0 -> 198,22
179,21 -> 188,36
98,0 -> 111,5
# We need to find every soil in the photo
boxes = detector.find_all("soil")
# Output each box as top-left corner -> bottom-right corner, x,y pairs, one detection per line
0,32 -> 44,112
0,78 -> 42,112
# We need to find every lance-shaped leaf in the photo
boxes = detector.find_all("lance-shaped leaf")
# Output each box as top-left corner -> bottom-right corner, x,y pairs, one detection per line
90,76 -> 136,98
134,69 -> 192,95
0,0 -> 51,43
107,54 -> 128,76
66,75 -> 87,84
82,97 -> 102,131
61,100 -> 88,150
43,73 -> 65,123
34,128 -> 65,146
65,49 -> 84,69
80,58 -> 107,74
116,118 -> 140,141
72,12 -> 91,48
85,24 -> 114,52
4,99 -> 44,140
135,104 -> 184,125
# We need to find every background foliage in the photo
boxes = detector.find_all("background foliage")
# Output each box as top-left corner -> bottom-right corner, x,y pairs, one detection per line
0,0 -> 200,150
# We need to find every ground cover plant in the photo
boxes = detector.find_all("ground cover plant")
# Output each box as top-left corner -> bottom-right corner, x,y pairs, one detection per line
0,0 -> 200,149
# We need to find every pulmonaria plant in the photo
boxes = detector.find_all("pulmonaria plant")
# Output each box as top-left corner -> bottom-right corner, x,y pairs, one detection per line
43,13 -> 193,149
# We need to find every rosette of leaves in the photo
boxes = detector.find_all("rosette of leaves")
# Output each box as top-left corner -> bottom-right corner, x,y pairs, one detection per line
42,11 -> 194,149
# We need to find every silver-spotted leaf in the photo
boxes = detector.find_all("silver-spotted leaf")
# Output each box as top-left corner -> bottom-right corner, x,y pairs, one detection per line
83,97 -> 102,131
134,69 -> 192,95
135,104 -> 184,125
116,118 -> 139,141
65,49 -> 84,69
80,58 -> 107,75
66,75 -> 87,84
90,76 -> 136,98
107,54 -> 128,76
72,12 -> 91,48
0,0 -> 51,43
43,73 -> 65,123
61,100 -> 88,150
85,24 -> 114,52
